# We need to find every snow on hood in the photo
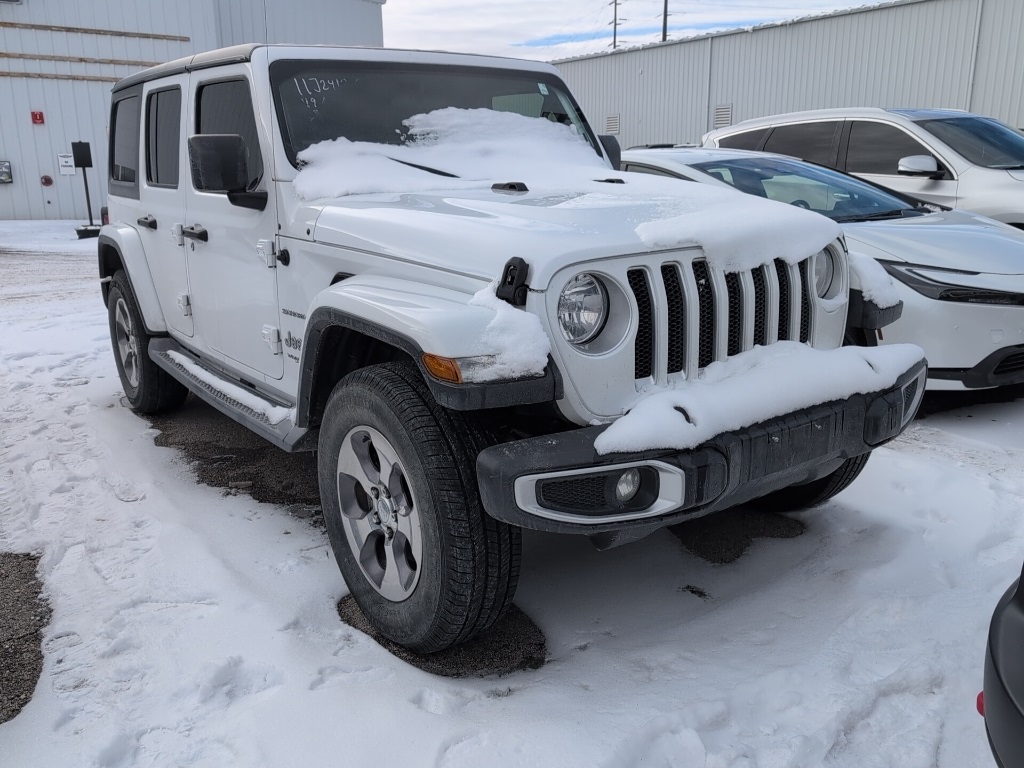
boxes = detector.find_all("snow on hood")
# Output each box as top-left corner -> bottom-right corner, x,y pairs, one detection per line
294,109 -> 841,274
594,342 -> 924,455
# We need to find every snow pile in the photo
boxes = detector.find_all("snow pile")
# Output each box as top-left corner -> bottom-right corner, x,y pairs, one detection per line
167,350 -> 294,425
849,251 -> 902,309
632,189 -> 842,272
293,108 -> 608,200
594,341 -> 924,454
464,281 -> 550,382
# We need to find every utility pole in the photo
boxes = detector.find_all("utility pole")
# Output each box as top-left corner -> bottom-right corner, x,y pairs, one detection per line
662,0 -> 668,42
610,0 -> 625,49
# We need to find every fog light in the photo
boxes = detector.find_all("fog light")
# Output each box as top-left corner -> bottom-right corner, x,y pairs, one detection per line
615,468 -> 641,503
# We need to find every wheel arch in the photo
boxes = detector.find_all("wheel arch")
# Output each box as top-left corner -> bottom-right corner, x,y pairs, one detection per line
98,229 -> 167,334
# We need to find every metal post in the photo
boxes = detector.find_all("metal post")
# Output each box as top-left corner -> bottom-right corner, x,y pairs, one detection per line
81,166 -> 94,226
662,0 -> 668,42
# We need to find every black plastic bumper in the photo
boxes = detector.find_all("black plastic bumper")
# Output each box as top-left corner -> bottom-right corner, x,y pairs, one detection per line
477,360 -> 926,539
984,565 -> 1024,768
930,344 -> 1024,389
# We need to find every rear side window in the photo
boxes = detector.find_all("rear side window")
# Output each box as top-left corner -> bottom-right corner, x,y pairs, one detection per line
846,121 -> 932,174
196,79 -> 264,189
109,91 -> 141,199
146,87 -> 181,187
716,128 -> 768,151
763,122 -> 840,166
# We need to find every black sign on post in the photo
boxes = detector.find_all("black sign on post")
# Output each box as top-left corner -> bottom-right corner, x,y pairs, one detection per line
71,141 -> 92,168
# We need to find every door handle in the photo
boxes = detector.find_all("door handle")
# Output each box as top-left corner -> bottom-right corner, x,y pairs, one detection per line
137,214 -> 157,230
181,224 -> 208,242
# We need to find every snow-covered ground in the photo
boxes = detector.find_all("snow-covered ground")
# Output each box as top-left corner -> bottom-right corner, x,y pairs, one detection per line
2,221 -> 1021,767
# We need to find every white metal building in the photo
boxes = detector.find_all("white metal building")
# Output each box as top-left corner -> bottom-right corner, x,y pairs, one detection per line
0,0 -> 384,220
555,0 -> 1024,151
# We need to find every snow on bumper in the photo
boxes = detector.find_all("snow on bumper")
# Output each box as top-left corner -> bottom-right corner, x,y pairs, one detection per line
477,344 -> 926,538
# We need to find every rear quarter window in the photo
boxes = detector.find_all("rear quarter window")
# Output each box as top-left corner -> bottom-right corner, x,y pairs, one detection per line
109,88 -> 142,199
716,128 -> 768,151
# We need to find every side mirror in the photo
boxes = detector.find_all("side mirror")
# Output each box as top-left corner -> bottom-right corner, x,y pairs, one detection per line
599,135 -> 621,171
897,154 -> 942,179
188,134 -> 267,210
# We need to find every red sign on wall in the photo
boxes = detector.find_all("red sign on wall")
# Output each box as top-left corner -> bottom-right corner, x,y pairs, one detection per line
31,111 -> 44,125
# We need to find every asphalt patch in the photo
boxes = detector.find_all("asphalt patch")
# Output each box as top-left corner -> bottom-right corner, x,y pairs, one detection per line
337,596 -> 547,678
0,552 -> 51,725
669,508 -> 806,565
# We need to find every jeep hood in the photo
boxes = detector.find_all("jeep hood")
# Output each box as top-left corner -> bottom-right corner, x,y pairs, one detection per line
309,181 -> 841,288
843,209 -> 1024,276
296,108 -> 840,288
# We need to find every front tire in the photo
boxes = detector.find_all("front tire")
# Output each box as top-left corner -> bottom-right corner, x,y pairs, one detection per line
753,453 -> 871,513
107,270 -> 187,414
319,361 -> 521,653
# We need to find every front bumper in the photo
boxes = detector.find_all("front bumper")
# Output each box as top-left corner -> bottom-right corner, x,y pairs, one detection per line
984,567 -> 1024,768
930,344 -> 1024,389
477,360 -> 926,539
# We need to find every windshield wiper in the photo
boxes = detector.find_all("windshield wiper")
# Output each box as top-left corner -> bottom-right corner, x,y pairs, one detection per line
387,157 -> 460,178
833,209 -> 909,223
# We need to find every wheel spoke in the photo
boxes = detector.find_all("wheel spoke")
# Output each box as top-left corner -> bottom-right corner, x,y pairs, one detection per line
382,530 -> 417,594
349,431 -> 382,486
336,473 -> 373,520
388,462 -> 413,516
357,530 -> 387,588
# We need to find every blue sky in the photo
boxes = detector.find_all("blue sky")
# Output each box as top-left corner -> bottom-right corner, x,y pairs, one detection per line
382,1 -> 874,61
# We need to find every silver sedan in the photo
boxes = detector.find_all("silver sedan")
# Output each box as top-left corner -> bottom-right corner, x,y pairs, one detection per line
621,146 -> 1024,390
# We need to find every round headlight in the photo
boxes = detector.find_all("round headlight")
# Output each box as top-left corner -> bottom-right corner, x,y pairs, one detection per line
558,273 -> 608,345
813,249 -> 836,298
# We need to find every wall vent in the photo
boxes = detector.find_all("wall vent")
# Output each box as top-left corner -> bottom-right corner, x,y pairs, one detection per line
713,104 -> 733,129
605,114 -> 620,134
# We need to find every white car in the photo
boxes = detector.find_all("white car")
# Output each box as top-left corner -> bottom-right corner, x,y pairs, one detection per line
702,108 -> 1024,229
622,147 -> 1024,390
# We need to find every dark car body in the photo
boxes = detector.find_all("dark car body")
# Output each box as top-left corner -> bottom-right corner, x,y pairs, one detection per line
984,561 -> 1024,767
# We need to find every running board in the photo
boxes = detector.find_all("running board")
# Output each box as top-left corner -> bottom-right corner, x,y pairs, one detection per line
149,338 -> 316,453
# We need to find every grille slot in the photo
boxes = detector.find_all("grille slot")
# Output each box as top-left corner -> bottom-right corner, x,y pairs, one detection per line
628,269 -> 655,380
538,476 -> 607,512
902,377 -> 919,415
799,260 -> 812,343
693,261 -> 715,368
775,259 -> 792,341
994,350 -> 1024,376
662,264 -> 686,374
752,266 -> 768,347
725,272 -> 743,357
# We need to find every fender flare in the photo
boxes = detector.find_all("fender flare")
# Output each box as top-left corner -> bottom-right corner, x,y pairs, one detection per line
297,277 -> 559,422
98,228 -> 167,334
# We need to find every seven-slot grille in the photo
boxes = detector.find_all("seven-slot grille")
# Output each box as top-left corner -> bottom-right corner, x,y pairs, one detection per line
628,256 -> 813,382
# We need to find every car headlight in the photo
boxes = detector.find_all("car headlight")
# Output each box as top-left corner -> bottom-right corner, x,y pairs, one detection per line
880,262 -> 1024,305
813,248 -> 837,298
558,273 -> 608,344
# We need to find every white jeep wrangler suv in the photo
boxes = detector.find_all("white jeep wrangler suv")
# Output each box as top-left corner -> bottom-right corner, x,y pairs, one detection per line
99,44 -> 925,652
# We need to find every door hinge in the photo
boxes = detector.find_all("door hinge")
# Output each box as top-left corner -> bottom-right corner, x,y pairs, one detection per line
170,223 -> 184,247
256,239 -> 277,268
177,294 -> 192,317
262,325 -> 282,355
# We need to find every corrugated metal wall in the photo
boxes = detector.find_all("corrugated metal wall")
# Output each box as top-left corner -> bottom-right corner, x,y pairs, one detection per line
557,0 -> 1024,150
0,0 -> 384,220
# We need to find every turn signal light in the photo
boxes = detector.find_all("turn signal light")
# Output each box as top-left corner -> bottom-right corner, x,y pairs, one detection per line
422,354 -> 462,384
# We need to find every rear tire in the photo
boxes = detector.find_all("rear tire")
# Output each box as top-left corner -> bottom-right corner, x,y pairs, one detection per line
318,361 -> 520,653
753,453 -> 871,513
107,270 -> 188,414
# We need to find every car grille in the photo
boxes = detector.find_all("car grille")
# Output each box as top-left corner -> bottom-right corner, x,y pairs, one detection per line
627,256 -> 813,382
993,350 -> 1024,376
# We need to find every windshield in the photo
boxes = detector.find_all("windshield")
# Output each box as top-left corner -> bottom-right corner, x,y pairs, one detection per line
270,60 -> 599,167
917,116 -> 1024,169
690,156 -> 923,222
